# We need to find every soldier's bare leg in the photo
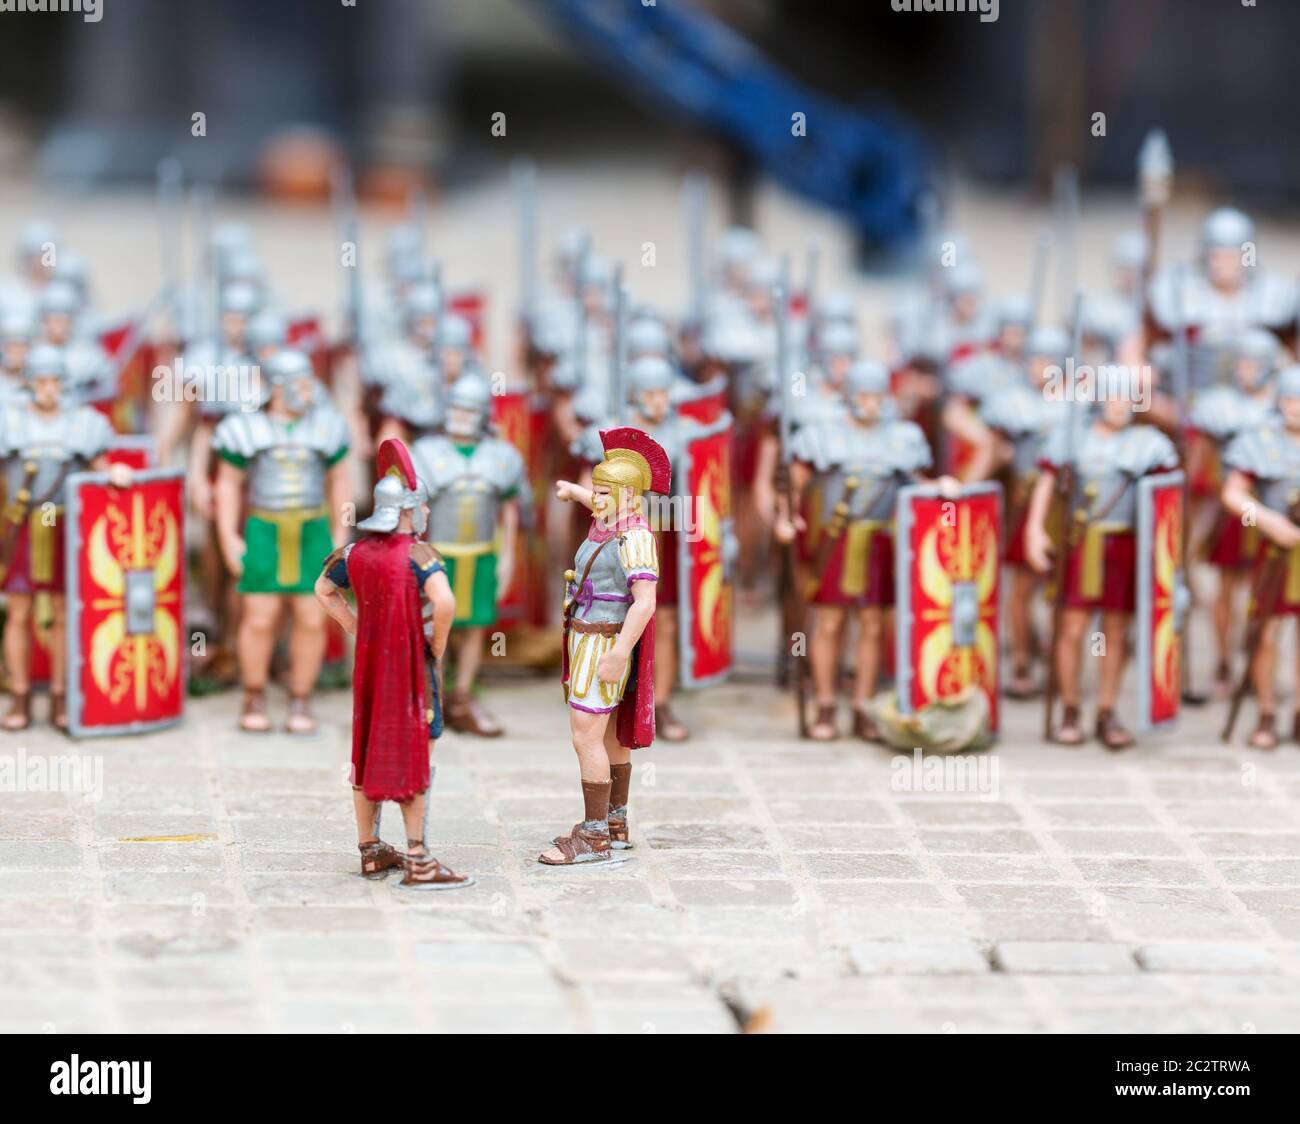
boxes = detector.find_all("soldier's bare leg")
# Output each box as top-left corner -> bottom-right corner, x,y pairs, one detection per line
447,626 -> 502,736
1249,618 -> 1280,749
2,593 -> 33,729
539,708 -> 613,863
1054,607 -> 1089,745
47,595 -> 68,729
1212,572 -> 1244,695
1006,568 -> 1039,695
809,605 -> 846,740
654,607 -> 688,741
237,593 -> 282,731
1096,610 -> 1135,749
851,606 -> 885,740
286,594 -> 327,733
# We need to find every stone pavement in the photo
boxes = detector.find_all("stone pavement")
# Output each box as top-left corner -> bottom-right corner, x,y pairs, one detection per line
3,650 -> 1300,1034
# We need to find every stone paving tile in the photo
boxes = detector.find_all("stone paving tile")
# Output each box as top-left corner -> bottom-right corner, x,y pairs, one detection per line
5,678 -> 1300,1032
993,942 -> 1137,974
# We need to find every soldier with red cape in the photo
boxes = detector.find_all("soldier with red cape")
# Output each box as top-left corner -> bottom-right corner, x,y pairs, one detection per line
542,426 -> 665,865
314,439 -> 474,890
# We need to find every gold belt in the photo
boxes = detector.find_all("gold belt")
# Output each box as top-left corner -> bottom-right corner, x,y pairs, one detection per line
29,505 -> 63,585
1079,520 -> 1128,600
841,519 -> 887,598
248,504 -> 329,587
433,540 -> 493,619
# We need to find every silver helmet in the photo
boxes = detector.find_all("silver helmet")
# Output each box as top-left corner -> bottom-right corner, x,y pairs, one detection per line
1276,364 -> 1300,402
246,310 -> 288,352
25,342 -> 66,383
626,355 -> 674,403
1201,207 -> 1254,252
264,348 -> 315,412
445,372 -> 492,438
358,439 -> 429,533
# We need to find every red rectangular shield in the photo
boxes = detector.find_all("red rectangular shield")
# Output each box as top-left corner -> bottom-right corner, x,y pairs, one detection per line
676,374 -> 728,426
64,468 -> 186,737
491,388 -> 538,628
105,435 -> 157,471
1136,471 -> 1185,733
894,482 -> 1002,731
676,416 -> 735,687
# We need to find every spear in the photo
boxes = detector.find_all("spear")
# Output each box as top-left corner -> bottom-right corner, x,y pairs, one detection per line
514,160 -> 539,330
684,173 -> 707,329
611,263 -> 626,423
1137,130 -> 1174,298
774,271 -> 808,736
156,158 -> 183,339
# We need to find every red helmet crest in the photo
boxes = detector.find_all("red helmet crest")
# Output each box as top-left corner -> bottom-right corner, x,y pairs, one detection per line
599,426 -> 671,494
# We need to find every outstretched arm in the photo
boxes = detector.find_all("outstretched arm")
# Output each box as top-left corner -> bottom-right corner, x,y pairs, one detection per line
555,479 -> 594,512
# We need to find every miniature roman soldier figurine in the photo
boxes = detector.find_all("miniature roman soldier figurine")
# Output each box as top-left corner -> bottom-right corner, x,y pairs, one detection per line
1190,328 -> 1282,697
1024,367 -> 1180,749
571,356 -> 695,740
212,349 -> 351,734
542,426 -> 666,865
314,439 -> 472,890
0,344 -> 128,730
977,325 -> 1069,697
775,360 -> 940,742
1220,366 -> 1300,749
410,373 -> 526,737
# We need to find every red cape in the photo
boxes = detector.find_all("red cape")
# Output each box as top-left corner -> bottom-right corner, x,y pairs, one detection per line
348,533 -> 431,801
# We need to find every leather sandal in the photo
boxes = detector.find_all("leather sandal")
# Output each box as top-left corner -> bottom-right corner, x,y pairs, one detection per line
50,693 -> 67,731
1249,712 -> 1278,750
1004,663 -> 1039,699
1053,704 -> 1085,747
539,822 -> 613,866
2,692 -> 31,732
1095,708 -> 1135,751
358,840 -> 404,880
285,695 -> 317,736
445,690 -> 503,737
395,843 -> 476,891
655,703 -> 689,742
852,707 -> 883,743
808,703 -> 837,741
239,689 -> 271,733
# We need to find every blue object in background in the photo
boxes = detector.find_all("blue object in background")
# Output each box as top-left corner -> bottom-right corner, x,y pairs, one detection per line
532,0 -> 928,252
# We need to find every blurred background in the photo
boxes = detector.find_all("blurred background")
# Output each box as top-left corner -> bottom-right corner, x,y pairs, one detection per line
0,0 -> 1296,355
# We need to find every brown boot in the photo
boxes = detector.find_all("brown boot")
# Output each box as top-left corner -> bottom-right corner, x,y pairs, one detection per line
445,690 -> 503,737
608,763 -> 632,850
